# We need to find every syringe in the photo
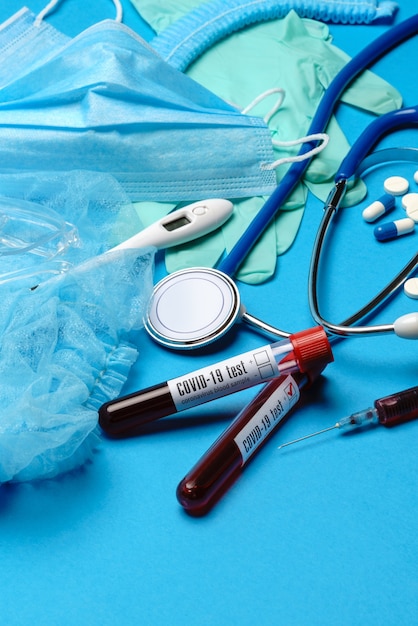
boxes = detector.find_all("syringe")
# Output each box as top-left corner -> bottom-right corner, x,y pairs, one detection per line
279,385 -> 418,448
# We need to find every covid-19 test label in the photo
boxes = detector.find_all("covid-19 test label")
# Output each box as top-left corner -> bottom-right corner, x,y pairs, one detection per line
234,375 -> 300,464
168,344 -> 281,410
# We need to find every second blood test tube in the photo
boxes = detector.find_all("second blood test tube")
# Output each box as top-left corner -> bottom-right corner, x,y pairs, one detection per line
176,363 -> 327,515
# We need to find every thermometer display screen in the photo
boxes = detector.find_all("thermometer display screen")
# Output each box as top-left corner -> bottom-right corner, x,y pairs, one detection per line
163,216 -> 191,232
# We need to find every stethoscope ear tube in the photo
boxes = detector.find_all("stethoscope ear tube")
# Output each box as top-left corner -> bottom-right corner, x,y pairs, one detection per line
309,148 -> 418,339
335,106 -> 418,183
358,147 -> 418,176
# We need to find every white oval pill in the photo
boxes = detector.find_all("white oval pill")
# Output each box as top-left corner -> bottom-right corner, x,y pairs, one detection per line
384,175 -> 409,196
414,170 -> 418,184
404,277 -> 418,299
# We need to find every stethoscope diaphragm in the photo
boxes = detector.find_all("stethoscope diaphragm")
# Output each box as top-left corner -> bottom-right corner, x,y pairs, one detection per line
144,267 -> 244,349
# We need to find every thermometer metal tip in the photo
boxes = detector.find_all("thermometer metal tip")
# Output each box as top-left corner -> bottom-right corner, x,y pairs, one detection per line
278,424 -> 339,449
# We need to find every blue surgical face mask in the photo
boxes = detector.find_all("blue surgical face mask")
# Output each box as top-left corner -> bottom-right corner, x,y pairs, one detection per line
0,7 -> 277,201
0,6 -> 70,88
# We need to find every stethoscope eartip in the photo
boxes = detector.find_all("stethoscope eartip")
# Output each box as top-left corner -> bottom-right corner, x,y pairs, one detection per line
393,312 -> 418,339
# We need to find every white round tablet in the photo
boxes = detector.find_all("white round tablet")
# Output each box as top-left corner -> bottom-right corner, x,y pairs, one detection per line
402,193 -> 418,222
404,277 -> 418,300
406,205 -> 418,223
401,192 -> 418,209
414,170 -> 418,185
384,175 -> 409,196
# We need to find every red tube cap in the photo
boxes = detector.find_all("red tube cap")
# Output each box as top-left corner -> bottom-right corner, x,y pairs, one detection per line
289,326 -> 333,373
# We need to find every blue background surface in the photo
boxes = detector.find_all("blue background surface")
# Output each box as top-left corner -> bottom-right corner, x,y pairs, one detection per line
1,1 -> 418,624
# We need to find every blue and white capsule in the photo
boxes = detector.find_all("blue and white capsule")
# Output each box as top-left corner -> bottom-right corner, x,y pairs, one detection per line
362,193 -> 395,222
374,217 -> 415,242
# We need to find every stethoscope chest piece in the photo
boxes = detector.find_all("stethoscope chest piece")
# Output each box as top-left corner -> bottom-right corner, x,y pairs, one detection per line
144,267 -> 243,349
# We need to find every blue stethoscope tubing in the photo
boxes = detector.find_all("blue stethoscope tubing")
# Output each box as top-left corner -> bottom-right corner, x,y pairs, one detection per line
217,13 -> 418,279
336,106 -> 418,180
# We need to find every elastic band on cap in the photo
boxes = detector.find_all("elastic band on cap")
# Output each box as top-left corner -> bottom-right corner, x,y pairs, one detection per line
151,0 -> 398,72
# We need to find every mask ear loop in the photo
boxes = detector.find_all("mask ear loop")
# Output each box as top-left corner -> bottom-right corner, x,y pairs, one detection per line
242,88 -> 329,170
267,133 -> 329,169
241,87 -> 286,121
35,0 -> 123,27
112,0 -> 123,23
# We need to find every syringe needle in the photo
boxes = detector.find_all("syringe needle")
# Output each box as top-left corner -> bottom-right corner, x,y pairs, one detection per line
279,385 -> 418,450
278,424 -> 339,448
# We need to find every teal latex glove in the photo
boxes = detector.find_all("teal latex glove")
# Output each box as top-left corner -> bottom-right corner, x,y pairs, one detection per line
132,5 -> 402,283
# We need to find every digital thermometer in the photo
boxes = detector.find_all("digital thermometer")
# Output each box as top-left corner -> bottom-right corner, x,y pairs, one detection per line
110,199 -> 233,252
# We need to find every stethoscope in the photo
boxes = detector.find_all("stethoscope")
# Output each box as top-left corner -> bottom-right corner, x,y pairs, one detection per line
143,13 -> 418,350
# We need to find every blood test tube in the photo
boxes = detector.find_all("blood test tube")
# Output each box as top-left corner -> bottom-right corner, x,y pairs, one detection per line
176,363 -> 326,515
99,326 -> 332,436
